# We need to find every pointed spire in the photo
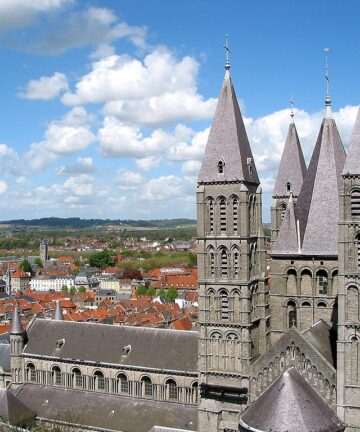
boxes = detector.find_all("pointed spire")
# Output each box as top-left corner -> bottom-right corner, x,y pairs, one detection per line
324,48 -> 332,118
290,97 -> 295,124
224,34 -> 231,76
10,305 -> 24,335
198,46 -> 259,185
295,112 -> 346,255
273,116 -> 307,198
342,107 -> 360,175
53,300 -> 64,321
272,194 -> 299,254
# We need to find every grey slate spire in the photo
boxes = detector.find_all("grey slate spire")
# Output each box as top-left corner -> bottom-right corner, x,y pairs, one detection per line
10,305 -> 24,335
273,120 -> 307,197
342,106 -> 360,175
295,115 -> 346,255
197,64 -> 259,184
53,300 -> 64,321
272,194 -> 299,254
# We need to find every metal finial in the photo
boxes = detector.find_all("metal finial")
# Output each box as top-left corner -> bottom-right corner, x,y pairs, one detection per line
289,96 -> 295,123
224,34 -> 230,71
324,48 -> 331,106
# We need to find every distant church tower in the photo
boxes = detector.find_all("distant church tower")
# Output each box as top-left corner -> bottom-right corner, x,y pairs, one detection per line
270,106 -> 306,246
337,107 -> 360,431
197,43 -> 268,432
10,305 -> 26,387
40,239 -> 48,263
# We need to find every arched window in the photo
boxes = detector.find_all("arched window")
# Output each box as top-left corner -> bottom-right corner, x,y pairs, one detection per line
220,248 -> 228,278
191,382 -> 198,404
232,197 -> 238,234
317,301 -> 327,308
166,379 -> 178,401
286,181 -> 292,193
118,373 -> 129,394
94,370 -> 105,391
279,203 -> 287,222
217,160 -> 224,174
351,189 -> 360,218
208,199 -> 214,234
347,286 -> 360,322
141,376 -> 153,397
287,301 -> 297,328
332,270 -> 338,294
300,269 -> 312,296
355,234 -> 360,268
72,368 -> 82,388
220,290 -> 229,321
26,363 -> 36,382
208,248 -> 215,278
233,248 -> 240,278
301,301 -> 311,307
219,198 -> 227,233
316,270 -> 328,295
51,366 -> 61,386
286,269 -> 297,295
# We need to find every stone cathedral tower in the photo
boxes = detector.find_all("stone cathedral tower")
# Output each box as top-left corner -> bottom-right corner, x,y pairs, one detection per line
270,110 -> 307,247
337,107 -> 360,431
197,53 -> 268,432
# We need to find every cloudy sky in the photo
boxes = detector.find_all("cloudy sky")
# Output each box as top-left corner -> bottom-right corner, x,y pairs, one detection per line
0,0 -> 359,221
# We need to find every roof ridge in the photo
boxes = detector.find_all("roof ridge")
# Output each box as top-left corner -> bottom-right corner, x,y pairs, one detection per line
342,106 -> 360,175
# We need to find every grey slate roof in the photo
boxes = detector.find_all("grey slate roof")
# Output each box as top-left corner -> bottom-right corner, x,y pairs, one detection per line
197,71 -> 259,184
240,367 -> 344,432
273,122 -> 307,197
15,384 -> 197,432
302,319 -> 335,367
24,319 -> 198,372
295,118 -> 346,255
272,194 -> 299,254
53,300 -> 64,321
342,106 -> 360,175
0,388 -> 35,425
9,306 -> 24,335
0,344 -> 11,373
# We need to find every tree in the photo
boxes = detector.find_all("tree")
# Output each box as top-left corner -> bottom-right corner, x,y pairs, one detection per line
157,288 -> 166,297
34,258 -> 43,267
136,284 -> 147,296
88,250 -> 114,269
122,268 -> 142,280
20,260 -> 32,273
78,286 -> 86,293
146,286 -> 156,296
61,285 -> 69,293
166,286 -> 178,302
70,287 -> 76,295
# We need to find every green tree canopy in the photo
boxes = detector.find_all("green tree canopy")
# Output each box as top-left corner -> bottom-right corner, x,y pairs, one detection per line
166,286 -> 178,302
61,285 -> 69,293
78,285 -> 86,293
88,249 -> 114,269
146,286 -> 156,296
157,288 -> 166,297
136,284 -> 147,296
70,286 -> 76,295
34,258 -> 43,267
20,260 -> 32,273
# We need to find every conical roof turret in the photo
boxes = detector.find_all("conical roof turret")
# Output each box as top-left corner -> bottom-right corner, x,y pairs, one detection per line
272,194 -> 299,254
273,118 -> 307,197
197,63 -> 259,184
53,300 -> 64,321
10,305 -> 24,335
342,107 -> 360,175
295,114 -> 346,255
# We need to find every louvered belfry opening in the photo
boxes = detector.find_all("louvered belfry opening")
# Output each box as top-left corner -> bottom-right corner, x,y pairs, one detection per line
232,198 -> 238,233
220,199 -> 227,233
351,190 -> 360,217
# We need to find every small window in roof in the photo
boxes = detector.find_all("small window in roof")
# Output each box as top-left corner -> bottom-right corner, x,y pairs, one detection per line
286,181 -> 291,193
217,160 -> 224,174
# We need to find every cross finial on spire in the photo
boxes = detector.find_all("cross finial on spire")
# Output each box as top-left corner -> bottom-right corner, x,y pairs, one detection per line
324,48 -> 332,115
289,96 -> 295,123
224,34 -> 230,73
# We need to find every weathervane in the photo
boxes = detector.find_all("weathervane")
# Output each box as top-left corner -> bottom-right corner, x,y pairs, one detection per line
289,96 -> 295,123
224,34 -> 230,71
324,47 -> 331,106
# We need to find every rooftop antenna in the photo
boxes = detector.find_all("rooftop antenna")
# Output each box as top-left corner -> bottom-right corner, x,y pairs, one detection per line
224,34 -> 231,74
290,95 -> 295,123
324,47 -> 332,117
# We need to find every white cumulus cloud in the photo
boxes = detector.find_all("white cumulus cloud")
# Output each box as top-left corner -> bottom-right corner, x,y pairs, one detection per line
0,181 -> 8,195
19,72 -> 68,100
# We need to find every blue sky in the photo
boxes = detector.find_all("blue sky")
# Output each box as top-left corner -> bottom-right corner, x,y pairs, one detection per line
0,0 -> 359,221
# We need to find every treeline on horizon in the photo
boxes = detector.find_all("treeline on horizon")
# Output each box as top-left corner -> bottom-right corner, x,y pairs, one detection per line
0,217 -> 196,229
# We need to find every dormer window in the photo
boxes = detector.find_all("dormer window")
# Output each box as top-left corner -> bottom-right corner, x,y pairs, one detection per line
286,181 -> 291,193
247,157 -> 252,175
122,345 -> 131,356
56,338 -> 65,349
217,160 -> 224,174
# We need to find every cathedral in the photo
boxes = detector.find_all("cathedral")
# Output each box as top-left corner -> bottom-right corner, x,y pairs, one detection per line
3,50 -> 360,431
